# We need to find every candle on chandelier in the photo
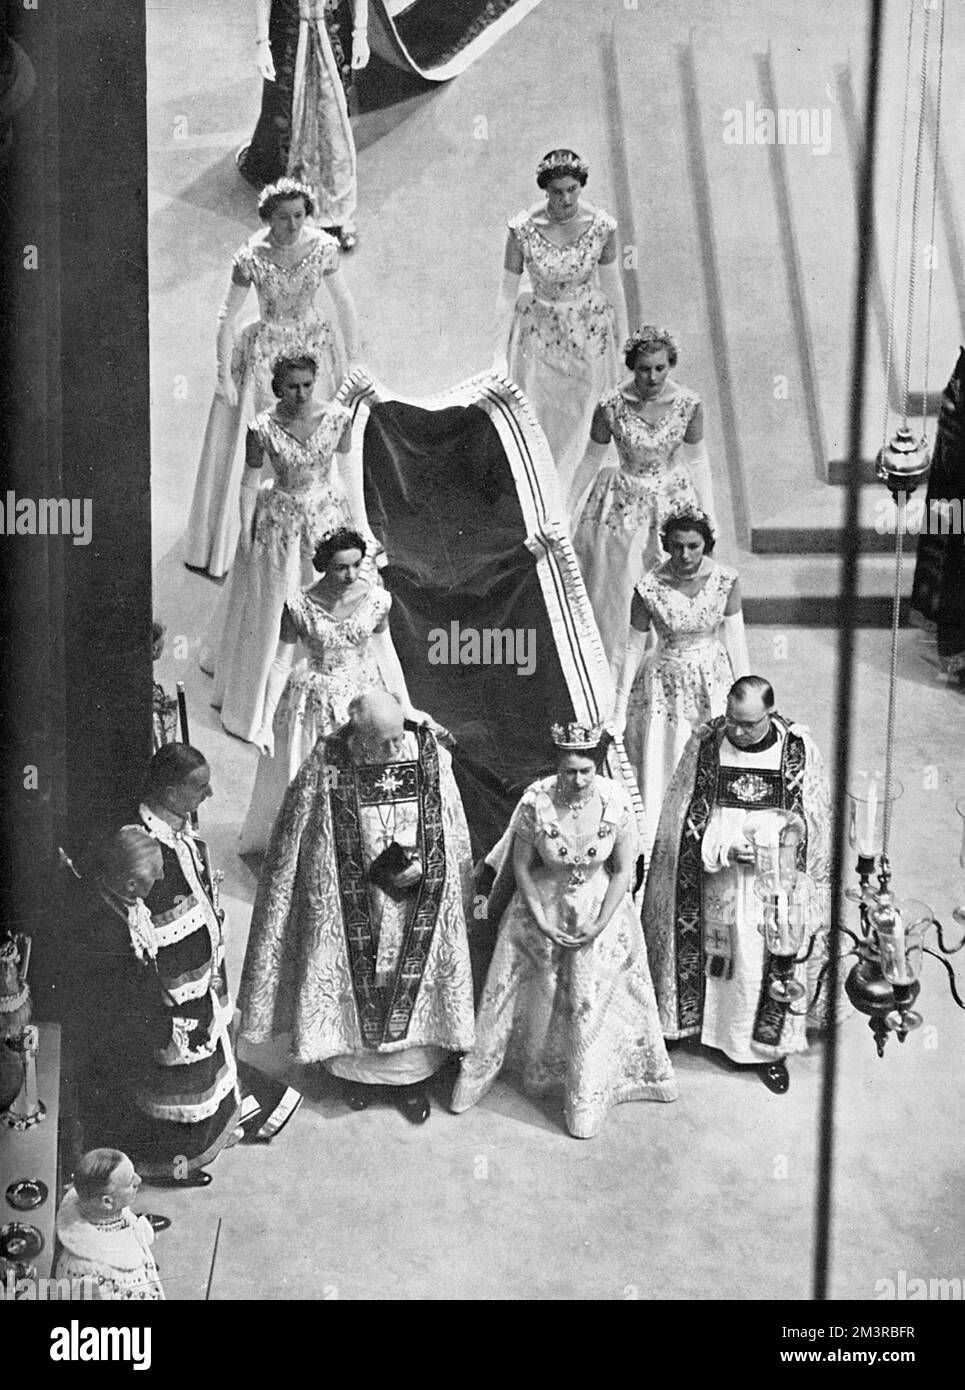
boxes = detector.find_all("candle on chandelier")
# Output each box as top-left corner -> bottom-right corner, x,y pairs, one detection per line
775,890 -> 791,954
859,775 -> 879,857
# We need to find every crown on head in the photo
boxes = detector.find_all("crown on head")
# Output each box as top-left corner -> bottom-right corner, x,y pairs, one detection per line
550,719 -> 606,751
536,150 -> 589,180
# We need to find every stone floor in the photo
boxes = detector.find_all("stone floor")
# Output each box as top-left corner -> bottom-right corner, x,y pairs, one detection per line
145,0 -> 965,1300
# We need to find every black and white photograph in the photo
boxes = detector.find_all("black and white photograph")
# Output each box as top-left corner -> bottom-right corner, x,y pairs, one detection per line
1,0 -> 963,1340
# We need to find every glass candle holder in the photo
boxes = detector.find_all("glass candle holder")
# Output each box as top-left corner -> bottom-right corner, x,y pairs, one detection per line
847,772 -> 904,860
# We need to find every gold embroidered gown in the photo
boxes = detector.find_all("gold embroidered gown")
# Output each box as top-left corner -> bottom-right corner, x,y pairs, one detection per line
451,775 -> 677,1138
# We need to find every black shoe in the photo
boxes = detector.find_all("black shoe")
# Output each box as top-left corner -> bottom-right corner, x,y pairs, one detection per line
343,1082 -> 371,1112
143,1213 -> 171,1233
759,1061 -> 790,1095
395,1086 -> 430,1125
143,1169 -> 213,1189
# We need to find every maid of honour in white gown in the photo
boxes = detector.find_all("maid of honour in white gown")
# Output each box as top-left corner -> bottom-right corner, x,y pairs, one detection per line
492,149 -> 627,509
238,528 -> 440,854
202,354 -> 368,744
572,326 -> 716,673
184,178 -> 358,578
610,508 -> 750,861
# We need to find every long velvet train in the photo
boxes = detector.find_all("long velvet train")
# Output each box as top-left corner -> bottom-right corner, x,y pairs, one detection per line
337,368 -> 642,861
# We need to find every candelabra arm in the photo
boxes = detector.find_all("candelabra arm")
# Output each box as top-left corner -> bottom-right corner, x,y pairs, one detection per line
921,948 -> 965,1010
810,948 -> 858,1013
929,918 -> 965,956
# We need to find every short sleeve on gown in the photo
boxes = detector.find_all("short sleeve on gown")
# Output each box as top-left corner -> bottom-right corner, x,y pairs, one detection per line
677,386 -> 701,427
327,400 -> 352,435
512,789 -> 539,844
370,587 -> 392,625
507,210 -> 531,250
318,232 -> 340,274
232,245 -> 254,285
601,780 -> 636,851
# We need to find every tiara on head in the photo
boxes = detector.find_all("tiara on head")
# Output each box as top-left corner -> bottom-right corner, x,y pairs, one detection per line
623,325 -> 678,359
662,504 -> 717,539
536,150 -> 589,180
551,720 -> 606,751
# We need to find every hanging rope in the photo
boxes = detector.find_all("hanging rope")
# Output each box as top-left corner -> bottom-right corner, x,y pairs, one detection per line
881,493 -> 906,859
900,1 -> 932,427
920,0 -> 946,429
880,0 -> 917,459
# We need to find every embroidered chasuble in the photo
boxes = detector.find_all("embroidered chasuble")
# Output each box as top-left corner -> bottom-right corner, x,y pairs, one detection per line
239,724 -> 476,1068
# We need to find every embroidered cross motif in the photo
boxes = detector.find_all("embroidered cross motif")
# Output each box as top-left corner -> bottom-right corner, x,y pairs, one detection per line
374,768 -> 404,798
731,773 -> 770,802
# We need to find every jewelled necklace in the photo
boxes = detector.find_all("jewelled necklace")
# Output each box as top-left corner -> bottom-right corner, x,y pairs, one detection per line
550,785 -> 610,887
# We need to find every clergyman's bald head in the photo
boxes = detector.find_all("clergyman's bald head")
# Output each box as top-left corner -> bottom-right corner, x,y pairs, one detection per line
348,691 -> 405,763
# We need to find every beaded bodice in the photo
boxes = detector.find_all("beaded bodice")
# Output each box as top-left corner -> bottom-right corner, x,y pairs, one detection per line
509,209 -> 616,302
600,385 -> 700,479
233,233 -> 338,323
636,564 -> 736,651
287,585 -> 391,678
251,405 -> 350,493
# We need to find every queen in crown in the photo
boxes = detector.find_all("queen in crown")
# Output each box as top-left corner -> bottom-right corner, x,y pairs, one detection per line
451,721 -> 677,1139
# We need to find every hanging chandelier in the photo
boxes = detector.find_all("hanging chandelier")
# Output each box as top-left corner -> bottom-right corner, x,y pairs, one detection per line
829,0 -> 964,1055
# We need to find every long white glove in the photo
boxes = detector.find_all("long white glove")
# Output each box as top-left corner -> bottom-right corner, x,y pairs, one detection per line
326,269 -> 360,367
255,644 -> 296,756
492,267 -> 520,376
611,626 -> 650,738
679,438 -> 716,520
352,0 -> 370,68
254,0 -> 275,79
721,610 -> 750,678
567,438 -> 610,523
598,259 -> 629,350
333,444 -> 373,542
370,627 -> 437,726
239,466 -> 262,554
216,279 -> 249,408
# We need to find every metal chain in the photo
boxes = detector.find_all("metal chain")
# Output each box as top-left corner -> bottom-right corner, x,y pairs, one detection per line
880,0 -> 917,457
900,0 -> 932,426
881,494 -> 906,858
921,0 -> 946,429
